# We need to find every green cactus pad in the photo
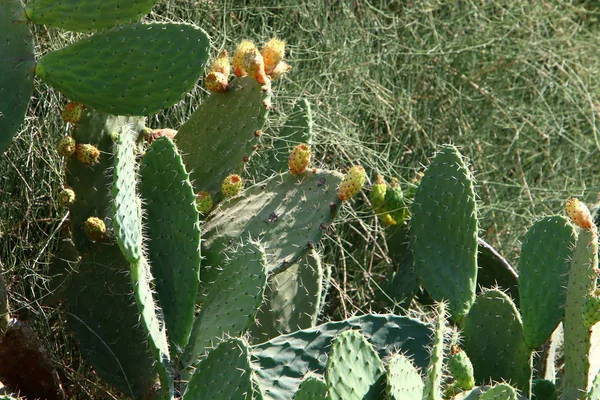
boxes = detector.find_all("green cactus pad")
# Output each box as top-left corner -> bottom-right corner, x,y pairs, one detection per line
112,125 -> 143,263
0,0 -> 35,154
518,216 -> 576,349
65,245 -> 157,399
67,110 -> 145,251
250,314 -> 431,400
35,23 -> 210,116
140,136 -> 201,355
181,241 -> 267,383
423,302 -> 447,400
563,228 -> 598,399
25,0 -> 156,32
479,383 -> 517,400
202,170 -> 343,293
266,98 -> 313,173
411,144 -> 478,321
175,76 -> 270,197
448,349 -> 475,391
250,249 -> 323,343
183,338 -> 263,400
386,354 -> 424,400
462,289 -> 532,394
293,374 -> 327,400
326,330 -> 385,400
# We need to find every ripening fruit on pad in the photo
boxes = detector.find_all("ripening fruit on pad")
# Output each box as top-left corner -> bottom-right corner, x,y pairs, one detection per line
196,191 -> 213,214
565,197 -> 594,229
222,174 -> 243,198
61,102 -> 84,124
261,38 -> 286,75
338,165 -> 366,201
233,40 -> 256,77
84,217 -> 106,242
205,71 -> 228,93
75,144 -> 101,165
210,49 -> 231,77
288,144 -> 311,175
58,188 -> 76,207
57,136 -> 76,157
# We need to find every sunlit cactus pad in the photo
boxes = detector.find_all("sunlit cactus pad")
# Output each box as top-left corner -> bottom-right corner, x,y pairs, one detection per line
36,23 -> 210,115
0,0 -> 35,153
25,0 -> 157,32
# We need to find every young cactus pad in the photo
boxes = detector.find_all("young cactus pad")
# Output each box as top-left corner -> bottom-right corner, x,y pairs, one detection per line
35,23 -> 210,116
0,0 -> 35,154
411,144 -> 478,321
25,0 -> 158,31
294,375 -> 328,400
386,354 -> 424,400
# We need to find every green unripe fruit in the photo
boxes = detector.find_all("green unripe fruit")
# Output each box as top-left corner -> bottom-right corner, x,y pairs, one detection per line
58,188 -> 75,207
196,191 -> 213,214
57,136 -> 76,157
84,217 -> 106,242
222,174 -> 243,198
370,175 -> 387,211
448,345 -> 475,390
582,289 -> 600,328
383,178 -> 408,225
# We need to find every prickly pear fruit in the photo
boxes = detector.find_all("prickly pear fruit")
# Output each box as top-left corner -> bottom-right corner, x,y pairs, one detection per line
57,136 -> 76,157
582,289 -> 600,328
196,191 -> 213,214
565,197 -> 594,229
243,47 -> 269,85
61,102 -> 84,124
233,40 -> 255,77
210,49 -> 231,77
370,175 -> 387,211
448,345 -> 475,390
84,217 -> 106,242
145,128 -> 177,143
384,178 -> 408,225
222,174 -> 243,198
288,144 -> 311,175
338,165 -> 366,201
269,61 -> 292,80
75,144 -> 100,165
261,38 -> 285,75
205,71 -> 229,93
58,188 -> 75,207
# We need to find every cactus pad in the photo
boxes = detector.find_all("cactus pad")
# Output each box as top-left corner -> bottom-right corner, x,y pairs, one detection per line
386,354 -> 424,400
479,384 -> 517,400
518,216 -> 576,348
140,136 -> 201,355
326,330 -> 385,400
250,314 -> 432,400
25,0 -> 157,32
411,144 -> 478,321
293,375 -> 327,400
183,338 -> 263,400
35,23 -> 210,116
0,0 -> 35,154
462,289 -> 532,394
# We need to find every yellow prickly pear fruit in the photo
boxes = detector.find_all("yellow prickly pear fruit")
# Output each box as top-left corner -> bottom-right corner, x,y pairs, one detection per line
222,174 -> 243,198
269,61 -> 292,80
261,38 -> 285,75
565,197 -> 594,229
61,102 -> 85,124
338,165 -> 366,201
242,47 -> 270,85
233,40 -> 256,77
205,71 -> 229,93
210,49 -> 231,77
84,217 -> 106,242
288,144 -> 311,175
57,136 -> 76,157
75,143 -> 101,165
196,191 -> 213,214
58,188 -> 75,207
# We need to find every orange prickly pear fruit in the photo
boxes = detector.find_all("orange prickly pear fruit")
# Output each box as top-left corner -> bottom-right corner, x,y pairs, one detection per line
205,71 -> 229,93
196,191 -> 213,214
222,174 -> 243,198
84,217 -> 106,242
565,197 -> 594,229
58,188 -> 75,207
243,47 -> 270,85
233,40 -> 255,77
269,61 -> 292,80
288,144 -> 311,175
75,143 -> 101,165
61,102 -> 85,124
338,165 -> 366,201
211,49 -> 231,77
261,38 -> 285,75
145,128 -> 177,143
57,136 -> 76,157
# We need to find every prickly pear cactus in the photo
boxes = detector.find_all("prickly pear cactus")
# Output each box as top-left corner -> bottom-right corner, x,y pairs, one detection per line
423,302 -> 447,400
386,354 -> 424,400
35,23 -> 210,116
294,374 -> 327,400
0,0 -> 35,153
